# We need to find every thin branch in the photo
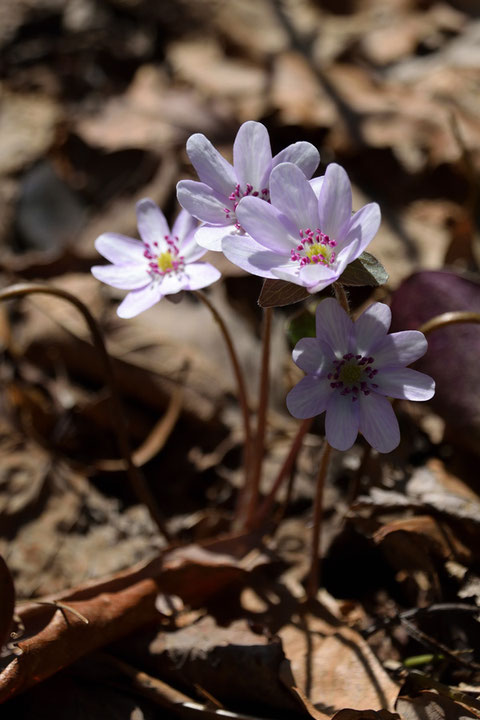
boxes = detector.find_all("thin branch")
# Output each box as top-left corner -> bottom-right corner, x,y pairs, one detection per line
419,311 -> 480,336
0,282 -> 171,542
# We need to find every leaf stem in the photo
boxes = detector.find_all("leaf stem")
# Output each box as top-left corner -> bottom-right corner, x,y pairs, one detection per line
333,282 -> 350,313
193,290 -> 252,482
306,440 -> 332,601
245,306 -> 273,526
0,282 -> 171,543
251,417 -> 312,530
418,311 -> 480,336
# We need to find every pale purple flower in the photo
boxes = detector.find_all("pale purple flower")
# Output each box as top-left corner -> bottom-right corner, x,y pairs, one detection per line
222,162 -> 380,293
91,199 -> 221,318
286,299 -> 435,453
176,121 -> 320,251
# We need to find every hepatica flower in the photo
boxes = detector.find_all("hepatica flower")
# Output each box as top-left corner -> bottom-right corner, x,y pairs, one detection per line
223,162 -> 380,293
91,199 -> 221,318
287,299 -> 435,453
176,121 -> 320,251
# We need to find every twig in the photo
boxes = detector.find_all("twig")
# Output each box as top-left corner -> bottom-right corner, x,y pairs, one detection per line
419,311 -> 480,336
245,307 -> 273,526
0,282 -> 171,542
306,440 -> 332,601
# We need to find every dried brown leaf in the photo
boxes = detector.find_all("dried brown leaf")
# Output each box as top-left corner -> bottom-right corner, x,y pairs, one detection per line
0,556 -> 15,654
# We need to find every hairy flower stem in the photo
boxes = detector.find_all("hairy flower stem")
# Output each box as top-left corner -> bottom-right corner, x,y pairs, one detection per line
251,417 -> 312,530
244,306 -> 273,527
193,290 -> 252,483
333,282 -> 350,312
0,282 -> 171,543
306,440 -> 332,601
418,311 -> 480,335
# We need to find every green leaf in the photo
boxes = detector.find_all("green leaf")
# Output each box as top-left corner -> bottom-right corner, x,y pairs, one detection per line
258,279 -> 311,308
286,309 -> 316,347
339,251 -> 388,287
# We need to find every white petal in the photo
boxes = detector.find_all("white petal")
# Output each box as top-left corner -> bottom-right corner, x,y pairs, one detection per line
372,331 -> 428,367
318,164 -> 352,240
117,284 -> 163,318
272,141 -> 320,179
222,233 -> 287,279
358,392 -> 400,453
286,375 -> 333,419
325,392 -> 359,451
91,263 -> 149,290
292,337 -> 329,374
374,368 -> 435,401
95,233 -> 145,264
171,208 -> 197,243
233,121 -> 272,189
269,163 -> 319,230
354,302 -> 391,356
136,198 -> 170,246
236,196 -> 297,253
315,297 -> 353,357
182,263 -> 221,291
309,176 -> 324,199
160,272 -> 187,296
186,133 -> 236,195
176,180 -> 230,224
194,224 -> 233,251
338,202 -> 381,255
299,262 -> 340,292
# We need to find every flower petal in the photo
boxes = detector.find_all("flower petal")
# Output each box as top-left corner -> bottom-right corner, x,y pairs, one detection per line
180,234 -> 207,263
310,176 -> 324,199
95,233 -> 145,264
338,202 -> 381,255
186,133 -> 236,196
372,331 -> 428,367
236,196 -> 297,253
272,141 -> 320,179
160,272 -> 187,296
286,375 -> 333,419
222,233 -> 287,279
233,121 -> 272,189
315,297 -> 353,357
194,224 -> 233,251
171,208 -> 197,243
292,337 -> 329,373
91,263 -> 149,290
354,302 -> 391,356
325,393 -> 359,451
176,180 -> 230,224
299,262 -> 340,292
374,368 -> 435,401
136,198 -> 170,246
182,262 -> 221,291
117,284 -> 162,318
358,393 -> 400,453
269,163 -> 319,230
317,164 -> 352,240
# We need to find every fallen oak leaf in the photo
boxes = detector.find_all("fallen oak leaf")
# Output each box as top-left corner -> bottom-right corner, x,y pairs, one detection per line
0,534 -> 267,703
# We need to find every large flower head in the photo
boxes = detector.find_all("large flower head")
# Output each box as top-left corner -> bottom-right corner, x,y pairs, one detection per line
287,299 -> 435,453
176,121 -> 320,251
223,162 -> 380,293
91,199 -> 221,318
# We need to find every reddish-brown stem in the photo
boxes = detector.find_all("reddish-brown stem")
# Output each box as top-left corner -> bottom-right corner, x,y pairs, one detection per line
251,417 -> 313,529
193,290 -> 252,482
244,306 -> 273,526
306,440 -> 332,601
0,282 -> 171,542
418,311 -> 480,336
333,282 -> 350,313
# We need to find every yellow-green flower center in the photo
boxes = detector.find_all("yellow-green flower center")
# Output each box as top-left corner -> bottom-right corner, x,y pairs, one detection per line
158,251 -> 174,272
339,362 -> 363,385
305,243 -> 331,262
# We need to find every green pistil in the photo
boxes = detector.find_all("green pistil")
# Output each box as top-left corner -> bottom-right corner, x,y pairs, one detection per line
158,251 -> 173,272
339,362 -> 363,385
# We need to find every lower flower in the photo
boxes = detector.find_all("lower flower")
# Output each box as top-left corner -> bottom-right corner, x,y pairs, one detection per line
286,298 -> 435,453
